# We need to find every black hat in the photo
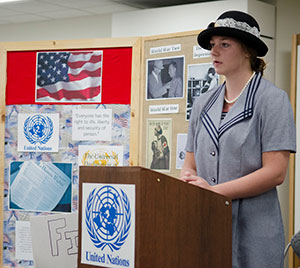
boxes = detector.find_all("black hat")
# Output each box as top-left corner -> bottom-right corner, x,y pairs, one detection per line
197,10 -> 268,57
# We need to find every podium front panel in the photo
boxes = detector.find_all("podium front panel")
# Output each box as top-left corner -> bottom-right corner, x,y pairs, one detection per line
78,166 -> 232,268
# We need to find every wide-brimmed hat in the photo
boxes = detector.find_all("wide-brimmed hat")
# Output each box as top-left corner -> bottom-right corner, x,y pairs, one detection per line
197,10 -> 268,57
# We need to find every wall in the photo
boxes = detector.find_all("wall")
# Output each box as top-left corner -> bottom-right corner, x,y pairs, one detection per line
112,0 -> 248,37
0,14 -> 112,42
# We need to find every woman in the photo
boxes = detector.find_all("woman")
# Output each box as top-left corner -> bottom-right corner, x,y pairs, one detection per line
180,10 -> 296,268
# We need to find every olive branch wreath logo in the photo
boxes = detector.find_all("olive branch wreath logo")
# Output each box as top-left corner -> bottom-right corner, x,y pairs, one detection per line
85,187 -> 131,251
23,115 -> 53,145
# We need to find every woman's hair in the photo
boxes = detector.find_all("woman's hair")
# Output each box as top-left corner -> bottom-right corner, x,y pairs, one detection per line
241,42 -> 266,75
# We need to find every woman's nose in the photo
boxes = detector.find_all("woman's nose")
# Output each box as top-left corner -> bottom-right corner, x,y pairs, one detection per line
210,45 -> 219,56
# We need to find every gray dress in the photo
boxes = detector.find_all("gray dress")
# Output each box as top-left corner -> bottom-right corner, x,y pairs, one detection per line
186,72 -> 296,268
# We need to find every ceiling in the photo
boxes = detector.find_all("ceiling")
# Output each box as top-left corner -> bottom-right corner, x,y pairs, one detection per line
0,0 -> 218,25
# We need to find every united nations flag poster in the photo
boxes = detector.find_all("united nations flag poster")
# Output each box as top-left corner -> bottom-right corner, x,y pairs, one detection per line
81,183 -> 135,268
17,113 -> 59,152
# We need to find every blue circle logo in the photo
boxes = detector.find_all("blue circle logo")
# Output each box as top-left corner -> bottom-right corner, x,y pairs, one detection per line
23,115 -> 53,144
86,186 -> 131,251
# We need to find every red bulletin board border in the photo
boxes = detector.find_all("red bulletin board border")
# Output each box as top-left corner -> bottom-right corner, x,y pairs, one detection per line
6,47 -> 132,105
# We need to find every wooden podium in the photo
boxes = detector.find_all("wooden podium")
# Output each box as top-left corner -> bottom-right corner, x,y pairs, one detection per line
78,166 -> 232,268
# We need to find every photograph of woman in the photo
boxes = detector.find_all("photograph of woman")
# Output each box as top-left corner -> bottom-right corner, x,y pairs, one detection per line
180,10 -> 296,268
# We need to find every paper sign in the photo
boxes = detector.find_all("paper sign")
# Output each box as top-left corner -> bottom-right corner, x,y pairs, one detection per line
149,104 -> 179,114
176,133 -> 187,169
81,183 -> 135,268
72,109 -> 112,141
15,221 -> 33,261
150,44 -> 181,54
193,45 -> 211,59
78,145 -> 124,166
30,213 -> 78,268
17,113 -> 59,152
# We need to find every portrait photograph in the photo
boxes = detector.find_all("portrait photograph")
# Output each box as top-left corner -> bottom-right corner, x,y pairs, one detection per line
146,118 -> 172,172
146,56 -> 185,100
186,63 -> 219,120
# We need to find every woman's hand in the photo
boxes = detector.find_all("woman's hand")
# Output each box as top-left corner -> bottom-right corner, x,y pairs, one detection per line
180,170 -> 212,191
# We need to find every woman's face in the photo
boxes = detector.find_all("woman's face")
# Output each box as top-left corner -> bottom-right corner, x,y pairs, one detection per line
209,36 -> 250,77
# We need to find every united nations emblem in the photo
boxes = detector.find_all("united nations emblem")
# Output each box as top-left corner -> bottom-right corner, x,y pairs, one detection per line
23,115 -> 53,144
85,186 -> 131,251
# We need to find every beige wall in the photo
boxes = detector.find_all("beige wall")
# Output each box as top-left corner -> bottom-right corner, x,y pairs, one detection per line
0,14 -> 112,42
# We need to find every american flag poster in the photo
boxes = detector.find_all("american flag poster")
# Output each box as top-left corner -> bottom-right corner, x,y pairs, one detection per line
35,51 -> 103,102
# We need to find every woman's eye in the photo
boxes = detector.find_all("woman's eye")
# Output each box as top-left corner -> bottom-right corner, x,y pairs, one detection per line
209,43 -> 215,49
221,43 -> 230,48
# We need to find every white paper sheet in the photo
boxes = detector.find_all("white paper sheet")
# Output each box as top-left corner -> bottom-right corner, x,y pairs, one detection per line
10,161 -> 71,212
72,109 -> 112,141
30,213 -> 78,268
78,145 -> 124,166
15,221 -> 33,261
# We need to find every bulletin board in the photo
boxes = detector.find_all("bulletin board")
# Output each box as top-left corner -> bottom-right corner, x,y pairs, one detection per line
140,30 -> 220,178
289,33 -> 300,268
0,37 -> 141,267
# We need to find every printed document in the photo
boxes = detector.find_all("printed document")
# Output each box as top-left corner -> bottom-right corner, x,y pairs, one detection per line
10,161 -> 70,212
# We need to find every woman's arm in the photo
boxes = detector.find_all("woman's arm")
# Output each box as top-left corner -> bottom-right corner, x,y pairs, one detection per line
182,150 -> 290,200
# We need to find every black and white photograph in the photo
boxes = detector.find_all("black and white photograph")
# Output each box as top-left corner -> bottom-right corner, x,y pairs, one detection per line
146,56 -> 184,100
186,63 -> 219,120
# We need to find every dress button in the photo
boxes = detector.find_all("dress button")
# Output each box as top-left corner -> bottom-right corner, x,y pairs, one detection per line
210,151 -> 216,156
211,177 -> 216,183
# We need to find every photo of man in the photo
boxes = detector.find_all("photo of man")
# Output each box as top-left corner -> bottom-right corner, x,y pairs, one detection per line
146,57 -> 184,100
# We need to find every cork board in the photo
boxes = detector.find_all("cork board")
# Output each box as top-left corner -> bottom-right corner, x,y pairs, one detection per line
139,30 -> 220,178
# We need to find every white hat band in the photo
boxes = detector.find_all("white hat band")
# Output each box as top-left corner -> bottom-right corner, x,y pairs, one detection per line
215,18 -> 260,38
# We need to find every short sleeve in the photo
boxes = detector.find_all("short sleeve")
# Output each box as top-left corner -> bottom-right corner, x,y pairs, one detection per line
260,89 -> 296,153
